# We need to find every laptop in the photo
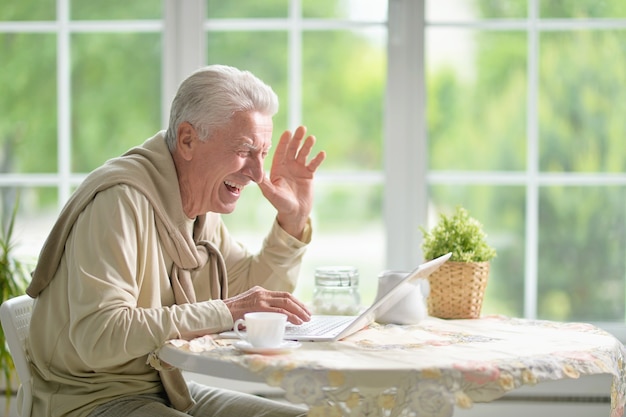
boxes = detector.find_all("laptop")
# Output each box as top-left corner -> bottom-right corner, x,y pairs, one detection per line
219,252 -> 451,342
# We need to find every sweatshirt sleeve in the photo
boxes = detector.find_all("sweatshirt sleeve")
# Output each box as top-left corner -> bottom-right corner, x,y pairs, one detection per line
65,186 -> 232,367
209,214 -> 312,297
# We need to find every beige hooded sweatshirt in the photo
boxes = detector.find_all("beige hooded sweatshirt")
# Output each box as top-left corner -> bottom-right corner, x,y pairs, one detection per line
26,132 -> 310,417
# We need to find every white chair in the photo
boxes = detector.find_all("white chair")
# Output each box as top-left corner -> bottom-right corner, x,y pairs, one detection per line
0,294 -> 34,417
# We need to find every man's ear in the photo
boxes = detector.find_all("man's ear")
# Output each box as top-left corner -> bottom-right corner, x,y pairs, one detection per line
176,122 -> 196,161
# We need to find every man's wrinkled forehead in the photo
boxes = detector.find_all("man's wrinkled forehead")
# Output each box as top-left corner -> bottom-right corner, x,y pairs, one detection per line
241,141 -> 272,152
219,110 -> 274,148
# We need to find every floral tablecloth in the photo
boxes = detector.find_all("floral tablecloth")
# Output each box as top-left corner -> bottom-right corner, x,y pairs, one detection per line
162,316 -> 626,417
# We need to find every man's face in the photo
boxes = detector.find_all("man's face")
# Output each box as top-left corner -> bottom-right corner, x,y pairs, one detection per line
178,110 -> 273,217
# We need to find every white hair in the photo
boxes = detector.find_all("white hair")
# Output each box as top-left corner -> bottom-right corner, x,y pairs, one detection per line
164,65 -> 279,151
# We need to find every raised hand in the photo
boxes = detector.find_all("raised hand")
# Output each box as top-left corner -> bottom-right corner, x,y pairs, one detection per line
257,126 -> 326,240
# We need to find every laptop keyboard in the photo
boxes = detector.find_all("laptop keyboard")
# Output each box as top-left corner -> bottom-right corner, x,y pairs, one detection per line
285,315 -> 355,337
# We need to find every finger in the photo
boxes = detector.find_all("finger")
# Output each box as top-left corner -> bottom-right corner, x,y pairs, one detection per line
271,130 -> 292,165
285,126 -> 306,160
283,307 -> 310,325
295,135 -> 316,164
286,293 -> 311,317
271,292 -> 311,324
306,150 -> 327,172
277,295 -> 311,318
292,125 -> 307,141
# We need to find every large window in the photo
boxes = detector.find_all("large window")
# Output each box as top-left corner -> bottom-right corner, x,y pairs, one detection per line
0,0 -> 162,262
200,1 -> 388,303
422,0 -> 626,327
2,0 -> 626,334
0,0 -> 387,307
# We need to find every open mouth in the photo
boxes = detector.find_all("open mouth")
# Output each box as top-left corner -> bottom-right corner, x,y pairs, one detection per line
224,180 -> 243,195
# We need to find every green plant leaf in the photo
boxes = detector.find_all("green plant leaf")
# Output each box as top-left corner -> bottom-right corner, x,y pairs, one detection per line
421,206 -> 497,262
0,198 -> 29,407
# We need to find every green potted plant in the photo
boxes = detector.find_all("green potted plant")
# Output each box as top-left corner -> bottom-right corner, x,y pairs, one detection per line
0,201 -> 29,406
421,206 -> 496,319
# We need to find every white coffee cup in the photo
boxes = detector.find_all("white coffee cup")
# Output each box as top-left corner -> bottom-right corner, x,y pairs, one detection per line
374,270 -> 429,325
233,312 -> 287,348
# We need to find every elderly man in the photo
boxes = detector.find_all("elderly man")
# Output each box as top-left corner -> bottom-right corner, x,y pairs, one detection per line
26,65 -> 325,417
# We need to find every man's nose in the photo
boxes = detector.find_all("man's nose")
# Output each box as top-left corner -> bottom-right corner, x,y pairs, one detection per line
248,157 -> 265,184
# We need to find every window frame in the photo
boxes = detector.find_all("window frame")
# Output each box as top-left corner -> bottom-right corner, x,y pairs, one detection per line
409,0 -> 626,338
3,0 -> 626,337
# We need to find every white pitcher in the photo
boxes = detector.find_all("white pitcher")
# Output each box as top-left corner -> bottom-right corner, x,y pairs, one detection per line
374,270 -> 429,325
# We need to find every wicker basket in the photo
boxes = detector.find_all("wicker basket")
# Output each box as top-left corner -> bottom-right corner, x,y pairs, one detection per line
426,261 -> 490,319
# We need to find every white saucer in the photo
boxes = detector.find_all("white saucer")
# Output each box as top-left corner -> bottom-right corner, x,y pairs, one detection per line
233,340 -> 301,355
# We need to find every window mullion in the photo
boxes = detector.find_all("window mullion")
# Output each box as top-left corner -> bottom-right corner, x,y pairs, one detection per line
162,0 -> 206,127
385,0 -> 427,270
288,0 -> 303,128
524,0 -> 540,320
57,0 -> 71,206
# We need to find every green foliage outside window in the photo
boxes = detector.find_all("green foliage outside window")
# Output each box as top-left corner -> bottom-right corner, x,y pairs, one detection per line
1,0 -> 626,322
427,0 -> 626,320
